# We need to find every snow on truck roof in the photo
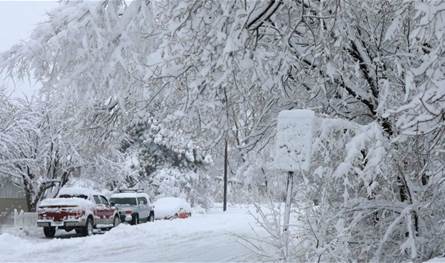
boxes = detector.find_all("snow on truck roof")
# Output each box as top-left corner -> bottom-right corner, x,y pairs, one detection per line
58,187 -> 102,196
39,197 -> 93,208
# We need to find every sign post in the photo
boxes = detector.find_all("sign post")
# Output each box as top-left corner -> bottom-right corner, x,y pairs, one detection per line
283,171 -> 294,247
275,109 -> 314,260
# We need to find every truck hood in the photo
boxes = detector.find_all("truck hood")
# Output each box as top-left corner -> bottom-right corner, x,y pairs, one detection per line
114,204 -> 136,210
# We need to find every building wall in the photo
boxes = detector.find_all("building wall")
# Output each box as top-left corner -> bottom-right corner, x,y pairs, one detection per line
0,198 -> 28,212
0,179 -> 27,213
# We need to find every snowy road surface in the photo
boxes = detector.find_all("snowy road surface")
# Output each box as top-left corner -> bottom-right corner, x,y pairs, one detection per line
0,206 -> 264,262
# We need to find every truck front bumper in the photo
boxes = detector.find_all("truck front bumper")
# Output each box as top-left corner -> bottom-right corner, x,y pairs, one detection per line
37,219 -> 85,228
119,213 -> 133,222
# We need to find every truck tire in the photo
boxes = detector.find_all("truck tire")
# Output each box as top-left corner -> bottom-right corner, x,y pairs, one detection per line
43,226 -> 56,238
113,215 -> 120,227
81,217 -> 94,236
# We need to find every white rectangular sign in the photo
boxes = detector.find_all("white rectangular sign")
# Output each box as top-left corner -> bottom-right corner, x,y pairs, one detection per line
274,110 -> 314,172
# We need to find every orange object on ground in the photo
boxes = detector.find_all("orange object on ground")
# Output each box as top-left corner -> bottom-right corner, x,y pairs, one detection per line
177,212 -> 189,219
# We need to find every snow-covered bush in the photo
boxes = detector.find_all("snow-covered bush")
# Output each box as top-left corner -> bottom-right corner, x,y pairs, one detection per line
0,0 -> 443,261
119,115 -> 213,207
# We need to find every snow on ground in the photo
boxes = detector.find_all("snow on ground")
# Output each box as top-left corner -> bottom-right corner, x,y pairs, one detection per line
0,205 -> 266,262
427,258 -> 445,262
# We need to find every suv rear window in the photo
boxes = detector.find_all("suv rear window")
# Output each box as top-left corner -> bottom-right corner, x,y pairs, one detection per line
110,197 -> 137,205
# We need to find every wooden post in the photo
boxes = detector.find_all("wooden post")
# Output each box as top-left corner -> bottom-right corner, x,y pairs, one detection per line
223,138 -> 228,212
283,171 -> 294,260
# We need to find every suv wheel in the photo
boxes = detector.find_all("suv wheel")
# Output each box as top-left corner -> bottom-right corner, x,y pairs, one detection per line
82,217 -> 94,236
148,212 -> 155,222
131,214 -> 139,225
43,226 -> 56,238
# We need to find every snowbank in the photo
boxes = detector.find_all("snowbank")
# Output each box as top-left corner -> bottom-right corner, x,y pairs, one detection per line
0,206 -> 264,262
426,257 -> 445,262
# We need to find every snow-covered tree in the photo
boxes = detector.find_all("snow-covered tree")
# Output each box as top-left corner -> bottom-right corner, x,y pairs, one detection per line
0,96 -> 82,211
118,114 -> 213,206
0,0 -> 443,260
234,0 -> 445,261
151,0 -> 444,261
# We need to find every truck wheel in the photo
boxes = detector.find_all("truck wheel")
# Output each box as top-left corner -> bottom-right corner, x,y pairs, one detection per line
82,217 -> 94,236
131,214 -> 139,225
43,226 -> 56,238
113,215 -> 120,228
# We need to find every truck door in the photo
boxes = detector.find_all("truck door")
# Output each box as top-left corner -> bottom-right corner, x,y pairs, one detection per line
93,195 -> 105,224
100,195 -> 114,223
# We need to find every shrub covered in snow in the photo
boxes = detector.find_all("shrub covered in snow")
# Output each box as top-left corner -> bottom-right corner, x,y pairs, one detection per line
0,0 -> 444,261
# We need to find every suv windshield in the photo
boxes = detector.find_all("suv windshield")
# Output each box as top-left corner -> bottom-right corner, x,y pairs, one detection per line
110,197 -> 137,205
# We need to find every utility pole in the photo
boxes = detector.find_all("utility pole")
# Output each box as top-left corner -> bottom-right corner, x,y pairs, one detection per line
283,171 -> 294,259
223,137 -> 228,212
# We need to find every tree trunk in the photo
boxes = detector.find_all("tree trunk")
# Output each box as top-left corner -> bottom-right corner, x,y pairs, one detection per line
22,166 -> 34,212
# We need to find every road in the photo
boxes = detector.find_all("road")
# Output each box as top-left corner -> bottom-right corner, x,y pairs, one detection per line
0,206 -> 264,262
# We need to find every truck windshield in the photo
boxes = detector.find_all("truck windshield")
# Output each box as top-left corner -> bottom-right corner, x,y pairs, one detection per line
59,194 -> 88,199
110,198 -> 137,205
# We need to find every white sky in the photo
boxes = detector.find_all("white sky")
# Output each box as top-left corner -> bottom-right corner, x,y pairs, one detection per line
0,0 -> 59,98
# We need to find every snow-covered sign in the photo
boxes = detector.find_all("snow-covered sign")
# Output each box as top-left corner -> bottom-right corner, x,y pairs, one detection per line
275,110 -> 315,172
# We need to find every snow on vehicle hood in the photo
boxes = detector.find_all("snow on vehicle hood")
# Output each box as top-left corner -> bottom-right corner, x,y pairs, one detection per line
39,197 -> 93,208
58,187 -> 100,196
153,197 -> 191,219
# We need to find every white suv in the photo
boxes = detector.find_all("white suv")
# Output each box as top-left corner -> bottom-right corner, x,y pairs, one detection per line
110,190 -> 154,225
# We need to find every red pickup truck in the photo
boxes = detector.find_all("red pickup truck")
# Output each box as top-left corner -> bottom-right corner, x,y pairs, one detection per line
37,187 -> 120,238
